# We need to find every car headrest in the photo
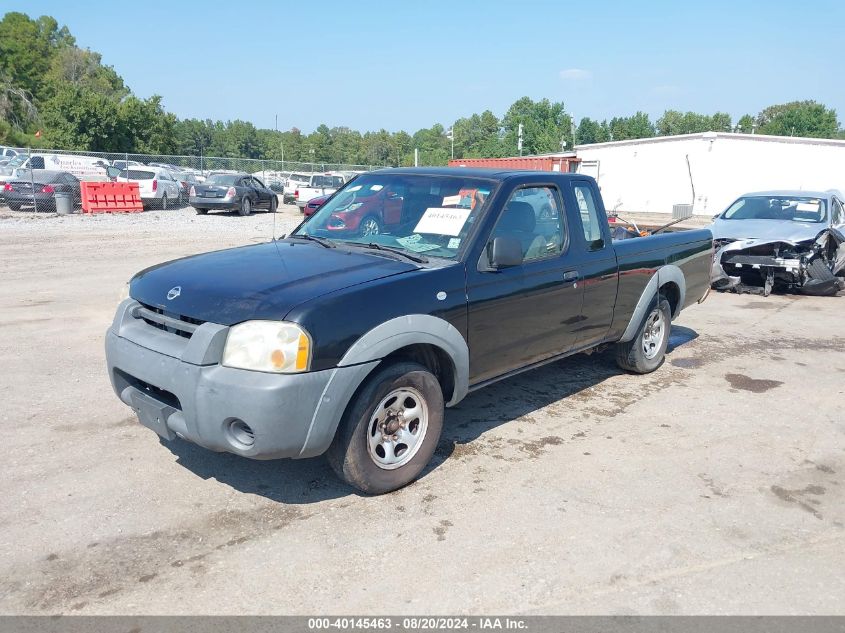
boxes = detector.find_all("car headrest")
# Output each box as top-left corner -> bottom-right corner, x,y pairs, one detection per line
498,201 -> 536,233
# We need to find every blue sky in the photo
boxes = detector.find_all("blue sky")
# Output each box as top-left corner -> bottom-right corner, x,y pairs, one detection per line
7,0 -> 844,132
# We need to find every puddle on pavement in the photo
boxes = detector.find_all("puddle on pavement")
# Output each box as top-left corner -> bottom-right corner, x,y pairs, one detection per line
724,373 -> 784,393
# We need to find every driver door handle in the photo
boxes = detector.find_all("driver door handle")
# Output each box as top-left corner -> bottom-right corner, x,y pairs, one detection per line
563,270 -> 579,281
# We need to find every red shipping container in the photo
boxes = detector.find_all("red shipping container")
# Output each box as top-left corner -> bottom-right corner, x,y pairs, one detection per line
447,155 -> 580,172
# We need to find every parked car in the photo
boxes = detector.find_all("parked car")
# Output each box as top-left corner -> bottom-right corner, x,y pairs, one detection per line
148,162 -> 185,172
710,189 -> 845,296
284,172 -> 312,204
0,146 -> 19,167
190,172 -> 277,216
117,166 -> 182,210
294,172 -> 350,211
2,170 -> 81,211
255,170 -> 286,194
169,170 -> 202,205
105,168 -> 712,494
302,194 -> 330,217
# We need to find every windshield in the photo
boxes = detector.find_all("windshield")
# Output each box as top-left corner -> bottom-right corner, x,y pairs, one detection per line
205,174 -> 241,185
8,154 -> 28,168
289,173 -> 310,182
293,173 -> 496,260
723,195 -> 828,223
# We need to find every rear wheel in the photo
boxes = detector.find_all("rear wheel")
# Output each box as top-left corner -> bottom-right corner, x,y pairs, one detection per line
615,294 -> 671,374
159,194 -> 168,211
195,208 -> 208,215
8,203 -> 21,211
327,361 -> 444,494
238,197 -> 252,216
269,196 -> 278,213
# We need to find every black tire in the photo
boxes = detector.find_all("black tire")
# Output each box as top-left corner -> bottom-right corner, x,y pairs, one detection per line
269,195 -> 278,213
195,208 -> 208,215
615,294 -> 672,374
159,194 -> 168,211
238,197 -> 252,216
8,203 -> 21,211
359,214 -> 382,236
539,204 -> 553,219
327,361 -> 444,495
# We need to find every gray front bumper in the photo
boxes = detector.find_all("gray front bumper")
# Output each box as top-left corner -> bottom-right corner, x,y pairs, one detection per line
105,300 -> 377,459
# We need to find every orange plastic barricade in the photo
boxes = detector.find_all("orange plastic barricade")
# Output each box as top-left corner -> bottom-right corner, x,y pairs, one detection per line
80,181 -> 144,214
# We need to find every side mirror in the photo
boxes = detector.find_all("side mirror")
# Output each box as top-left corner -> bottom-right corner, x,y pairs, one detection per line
489,236 -> 523,269
106,166 -> 121,179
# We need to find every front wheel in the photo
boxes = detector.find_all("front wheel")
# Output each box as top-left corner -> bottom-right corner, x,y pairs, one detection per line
359,215 -> 381,236
615,294 -> 671,374
327,361 -> 444,494
238,197 -> 252,216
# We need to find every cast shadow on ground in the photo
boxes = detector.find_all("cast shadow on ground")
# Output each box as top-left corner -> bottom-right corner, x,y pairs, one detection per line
163,325 -> 698,504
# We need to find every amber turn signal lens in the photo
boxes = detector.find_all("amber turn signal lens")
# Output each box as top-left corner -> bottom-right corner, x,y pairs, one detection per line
295,334 -> 309,370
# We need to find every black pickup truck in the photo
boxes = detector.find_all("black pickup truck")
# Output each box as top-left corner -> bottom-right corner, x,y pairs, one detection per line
106,168 -> 712,494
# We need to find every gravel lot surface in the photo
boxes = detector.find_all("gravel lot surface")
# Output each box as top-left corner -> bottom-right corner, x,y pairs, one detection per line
0,203 -> 843,615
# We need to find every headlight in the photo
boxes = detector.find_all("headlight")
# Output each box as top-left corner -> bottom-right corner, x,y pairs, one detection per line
343,203 -> 363,212
222,321 -> 312,373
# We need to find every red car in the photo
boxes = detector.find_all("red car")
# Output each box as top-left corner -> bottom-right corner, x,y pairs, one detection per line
320,182 -> 409,236
303,194 -> 329,217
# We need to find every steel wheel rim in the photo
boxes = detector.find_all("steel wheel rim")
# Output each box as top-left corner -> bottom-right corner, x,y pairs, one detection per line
361,218 -> 379,235
641,308 -> 665,360
367,387 -> 429,470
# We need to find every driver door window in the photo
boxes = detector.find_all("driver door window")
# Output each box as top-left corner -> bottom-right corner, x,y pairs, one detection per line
490,186 -> 565,263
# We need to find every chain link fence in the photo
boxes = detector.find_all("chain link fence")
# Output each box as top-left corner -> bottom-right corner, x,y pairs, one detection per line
4,147 -> 384,184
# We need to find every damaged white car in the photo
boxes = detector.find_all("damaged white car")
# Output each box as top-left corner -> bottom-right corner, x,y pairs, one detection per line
710,190 -> 845,296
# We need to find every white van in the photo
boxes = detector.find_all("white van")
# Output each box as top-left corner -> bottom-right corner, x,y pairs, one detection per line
0,153 -> 112,182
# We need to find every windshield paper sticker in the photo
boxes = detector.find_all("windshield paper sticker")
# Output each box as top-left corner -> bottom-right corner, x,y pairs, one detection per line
396,235 -> 441,253
442,194 -> 461,207
795,202 -> 820,212
447,237 -> 461,249
414,207 -> 471,236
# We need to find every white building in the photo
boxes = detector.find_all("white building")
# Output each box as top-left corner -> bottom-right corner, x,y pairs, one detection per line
574,132 -> 845,216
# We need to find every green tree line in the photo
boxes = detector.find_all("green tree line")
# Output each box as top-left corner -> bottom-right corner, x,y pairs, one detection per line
2,12 -> 843,166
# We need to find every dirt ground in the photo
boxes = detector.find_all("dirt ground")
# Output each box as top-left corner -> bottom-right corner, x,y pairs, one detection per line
0,203 -> 843,615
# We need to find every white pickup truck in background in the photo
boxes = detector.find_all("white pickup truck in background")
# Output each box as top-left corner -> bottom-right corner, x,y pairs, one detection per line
294,172 -> 353,211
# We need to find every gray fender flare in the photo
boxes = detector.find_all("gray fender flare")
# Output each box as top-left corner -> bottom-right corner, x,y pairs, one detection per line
298,315 -> 469,458
339,314 -> 469,407
619,265 -> 686,343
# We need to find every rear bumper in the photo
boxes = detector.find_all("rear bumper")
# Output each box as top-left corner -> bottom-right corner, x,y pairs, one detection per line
4,192 -> 57,208
189,197 -> 238,210
105,300 -> 377,459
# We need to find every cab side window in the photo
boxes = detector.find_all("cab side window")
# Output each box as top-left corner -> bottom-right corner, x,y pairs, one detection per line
832,198 -> 843,225
573,184 -> 604,250
490,186 -> 566,263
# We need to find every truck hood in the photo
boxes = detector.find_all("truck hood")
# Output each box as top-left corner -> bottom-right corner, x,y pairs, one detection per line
710,218 -> 825,243
129,241 -> 419,325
